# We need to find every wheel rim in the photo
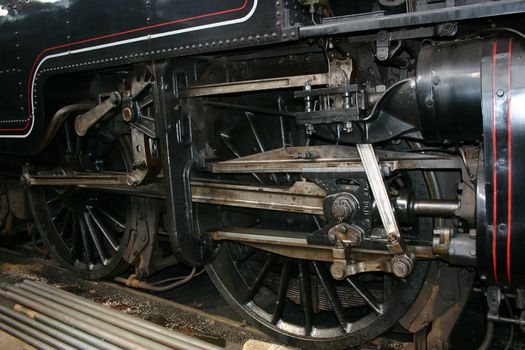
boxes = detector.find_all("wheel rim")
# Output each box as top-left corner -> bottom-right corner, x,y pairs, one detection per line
30,121 -> 132,279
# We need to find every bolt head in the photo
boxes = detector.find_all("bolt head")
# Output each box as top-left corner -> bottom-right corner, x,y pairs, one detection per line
377,31 -> 388,41
391,255 -> 414,278
387,233 -> 398,243
330,264 -> 346,280
392,261 -> 409,277
122,106 -> 134,122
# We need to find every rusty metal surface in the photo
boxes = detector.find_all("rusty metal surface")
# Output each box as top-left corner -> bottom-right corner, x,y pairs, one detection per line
179,74 -> 329,98
74,92 -> 121,137
210,146 -> 463,174
192,180 -> 326,215
210,227 -> 435,261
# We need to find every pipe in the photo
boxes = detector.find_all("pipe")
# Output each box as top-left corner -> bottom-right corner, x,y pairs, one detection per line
0,287 -> 173,350
205,101 -> 296,118
478,320 -> 494,350
114,267 -> 197,292
0,312 -> 76,350
34,103 -> 93,155
19,280 -> 221,350
0,321 -> 56,350
0,305 -> 99,350
14,304 -> 124,350
18,282 -> 202,350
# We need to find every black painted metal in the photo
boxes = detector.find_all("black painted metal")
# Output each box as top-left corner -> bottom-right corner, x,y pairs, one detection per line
0,0 -> 294,154
153,62 -> 216,266
478,37 -> 525,287
416,39 -> 484,143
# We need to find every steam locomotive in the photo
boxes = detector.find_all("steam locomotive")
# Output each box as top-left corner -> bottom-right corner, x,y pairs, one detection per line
1,0 -> 525,348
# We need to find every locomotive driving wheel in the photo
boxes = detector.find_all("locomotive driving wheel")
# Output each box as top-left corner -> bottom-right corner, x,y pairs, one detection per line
29,119 -> 133,280
203,101 -> 432,349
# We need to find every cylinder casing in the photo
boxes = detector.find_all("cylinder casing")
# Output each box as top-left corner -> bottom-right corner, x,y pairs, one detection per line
416,39 -> 484,143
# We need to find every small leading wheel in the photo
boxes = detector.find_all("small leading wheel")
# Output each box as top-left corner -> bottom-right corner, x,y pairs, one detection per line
29,120 -> 132,280
204,108 -> 432,349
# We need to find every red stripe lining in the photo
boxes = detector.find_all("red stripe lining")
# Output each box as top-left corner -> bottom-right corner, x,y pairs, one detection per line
507,38 -> 513,285
491,40 -> 499,283
0,0 -> 250,132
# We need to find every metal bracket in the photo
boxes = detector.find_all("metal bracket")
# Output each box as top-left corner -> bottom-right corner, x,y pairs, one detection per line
127,128 -> 161,186
486,288 -> 525,326
375,23 -> 458,61
355,143 -> 415,278
330,253 -> 415,280
123,198 -> 159,279
74,92 -> 121,136
153,62 -> 215,267
357,143 -> 405,253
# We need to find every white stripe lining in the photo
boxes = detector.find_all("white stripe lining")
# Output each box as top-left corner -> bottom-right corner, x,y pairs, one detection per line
1,0 -> 258,138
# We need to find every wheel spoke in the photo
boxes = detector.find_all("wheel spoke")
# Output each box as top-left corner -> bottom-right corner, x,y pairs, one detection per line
245,112 -> 278,183
220,132 -> 263,184
94,206 -> 125,231
79,217 -> 94,268
313,262 -> 348,331
298,260 -> 314,336
69,218 -> 81,261
45,195 -> 62,206
51,203 -> 66,222
86,206 -> 119,251
346,277 -> 383,315
83,211 -> 109,265
60,211 -> 73,237
244,254 -> 277,303
234,247 -> 258,267
271,258 -> 292,324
